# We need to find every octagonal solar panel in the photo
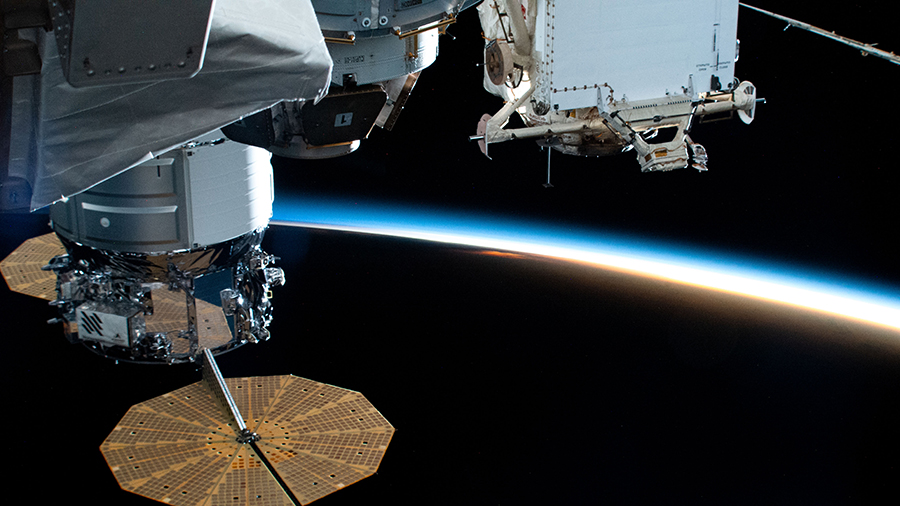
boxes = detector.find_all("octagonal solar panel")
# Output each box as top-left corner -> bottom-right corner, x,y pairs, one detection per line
101,375 -> 394,505
0,233 -> 64,300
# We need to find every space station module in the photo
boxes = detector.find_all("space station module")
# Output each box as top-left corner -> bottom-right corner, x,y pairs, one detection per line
473,0 -> 760,172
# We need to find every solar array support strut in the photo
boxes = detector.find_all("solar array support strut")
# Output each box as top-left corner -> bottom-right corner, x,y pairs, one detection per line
201,348 -> 259,444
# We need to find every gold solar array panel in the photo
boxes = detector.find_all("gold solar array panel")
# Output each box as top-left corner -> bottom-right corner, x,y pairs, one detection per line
101,375 -> 394,505
0,233 -> 64,300
145,289 -> 233,353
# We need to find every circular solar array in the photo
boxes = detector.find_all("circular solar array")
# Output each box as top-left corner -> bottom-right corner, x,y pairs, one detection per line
0,233 -> 64,300
101,375 -> 394,505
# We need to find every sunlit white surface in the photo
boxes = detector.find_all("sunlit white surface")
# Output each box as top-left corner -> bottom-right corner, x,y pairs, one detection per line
272,197 -> 900,332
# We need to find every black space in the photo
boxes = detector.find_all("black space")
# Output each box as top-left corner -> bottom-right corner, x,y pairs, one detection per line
3,2 -> 899,506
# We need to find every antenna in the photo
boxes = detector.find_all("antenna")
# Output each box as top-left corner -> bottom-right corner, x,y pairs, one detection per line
740,3 -> 900,65
543,147 -> 553,188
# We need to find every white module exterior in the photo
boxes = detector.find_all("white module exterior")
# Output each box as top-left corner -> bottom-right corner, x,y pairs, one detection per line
49,134 -> 273,253
536,0 -> 739,110
187,137 -> 274,247
328,29 -> 440,85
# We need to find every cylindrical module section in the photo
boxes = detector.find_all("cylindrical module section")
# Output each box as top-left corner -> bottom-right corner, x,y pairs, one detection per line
50,135 -> 273,253
327,29 -> 440,86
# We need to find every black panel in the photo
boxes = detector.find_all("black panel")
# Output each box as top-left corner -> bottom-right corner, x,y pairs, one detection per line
300,85 -> 387,147
221,108 -> 276,149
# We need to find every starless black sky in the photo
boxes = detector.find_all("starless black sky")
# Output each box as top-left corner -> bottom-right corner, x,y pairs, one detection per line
3,2 -> 899,505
